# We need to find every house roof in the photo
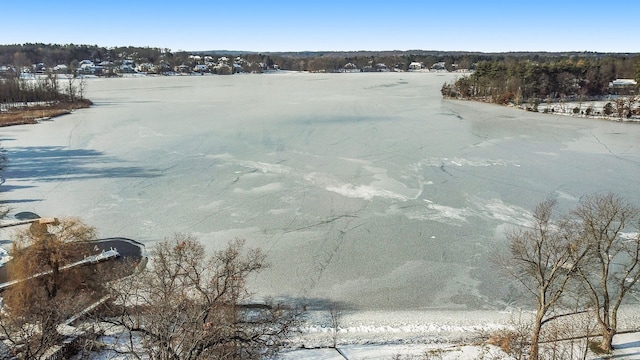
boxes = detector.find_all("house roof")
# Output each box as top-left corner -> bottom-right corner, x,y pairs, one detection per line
611,79 -> 637,86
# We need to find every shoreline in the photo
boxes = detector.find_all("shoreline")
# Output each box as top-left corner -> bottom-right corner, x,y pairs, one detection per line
0,100 -> 92,127
446,96 -> 640,123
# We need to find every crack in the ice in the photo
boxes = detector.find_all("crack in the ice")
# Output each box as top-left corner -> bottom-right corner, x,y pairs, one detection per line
590,131 -> 618,158
439,162 -> 455,177
283,214 -> 359,234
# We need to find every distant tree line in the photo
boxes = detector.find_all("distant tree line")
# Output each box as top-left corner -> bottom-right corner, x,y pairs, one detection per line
4,43 -> 639,76
1,43 -> 468,74
0,43 -> 166,71
0,43 -> 475,73
441,56 -> 640,106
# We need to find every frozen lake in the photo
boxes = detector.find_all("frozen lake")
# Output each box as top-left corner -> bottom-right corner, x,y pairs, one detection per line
3,72 -> 640,310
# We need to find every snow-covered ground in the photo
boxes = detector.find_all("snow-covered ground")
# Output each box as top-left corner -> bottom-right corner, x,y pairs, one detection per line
530,98 -> 639,122
78,308 -> 640,359
278,308 -> 640,359
280,344 -> 508,359
279,310 -> 511,359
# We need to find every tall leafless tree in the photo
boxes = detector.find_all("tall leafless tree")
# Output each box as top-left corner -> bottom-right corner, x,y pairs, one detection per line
325,301 -> 347,349
497,199 -> 589,360
572,193 -> 640,352
102,234 -> 301,359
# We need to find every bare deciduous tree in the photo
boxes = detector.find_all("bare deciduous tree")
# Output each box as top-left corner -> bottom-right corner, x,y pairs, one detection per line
572,193 -> 640,352
497,193 -> 640,357
102,234 -> 301,359
325,301 -> 347,349
496,199 -> 589,360
614,97 -> 627,119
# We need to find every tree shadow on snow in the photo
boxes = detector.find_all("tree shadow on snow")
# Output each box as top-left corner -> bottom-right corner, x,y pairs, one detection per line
2,146 -> 161,185
613,340 -> 640,350
602,351 -> 640,359
601,339 -> 640,359
0,198 -> 41,205
0,184 -> 39,203
0,184 -> 35,192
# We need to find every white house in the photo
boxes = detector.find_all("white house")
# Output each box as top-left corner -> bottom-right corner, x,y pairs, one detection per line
78,61 -> 96,74
609,79 -> 638,95
430,61 -> 447,71
375,63 -> 389,72
136,63 -> 157,73
341,62 -> 359,73
409,62 -> 424,70
52,64 -> 68,73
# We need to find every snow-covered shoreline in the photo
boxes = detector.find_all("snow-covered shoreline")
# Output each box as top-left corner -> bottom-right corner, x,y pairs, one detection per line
277,307 -> 640,359
517,98 -> 639,123
79,306 -> 640,359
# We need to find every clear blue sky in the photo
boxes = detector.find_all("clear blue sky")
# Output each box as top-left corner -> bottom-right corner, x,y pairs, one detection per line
2,0 -> 639,53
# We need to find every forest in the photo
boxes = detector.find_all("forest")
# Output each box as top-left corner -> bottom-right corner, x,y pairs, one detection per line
440,56 -> 640,108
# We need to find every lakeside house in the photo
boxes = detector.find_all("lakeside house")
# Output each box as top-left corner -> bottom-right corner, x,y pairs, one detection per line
136,62 -> 157,73
409,62 -> 424,70
341,62 -> 359,73
609,79 -> 638,95
430,61 -> 447,71
194,64 -> 209,73
52,64 -> 68,73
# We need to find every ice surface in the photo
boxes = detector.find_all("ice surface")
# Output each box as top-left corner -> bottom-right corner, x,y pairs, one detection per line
3,72 -> 640,311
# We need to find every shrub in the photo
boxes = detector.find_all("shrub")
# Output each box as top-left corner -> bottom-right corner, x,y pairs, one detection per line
585,106 -> 593,116
603,102 -> 614,116
487,329 -> 527,356
588,340 -> 610,355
